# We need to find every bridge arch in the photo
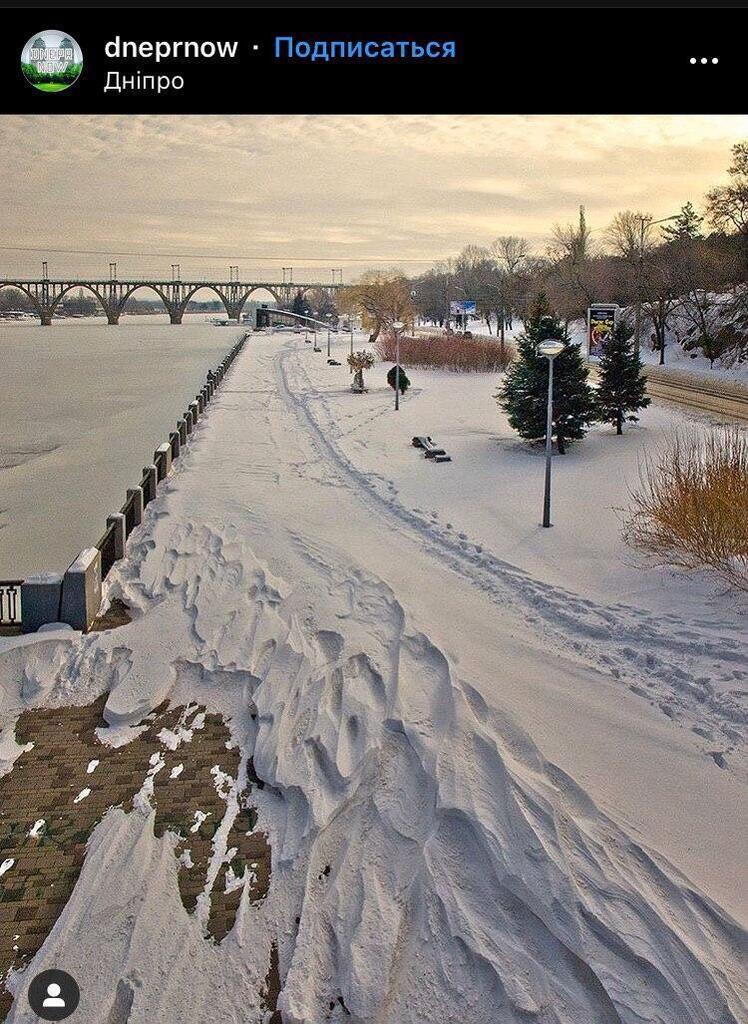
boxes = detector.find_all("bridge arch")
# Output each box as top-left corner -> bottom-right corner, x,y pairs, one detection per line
0,282 -> 44,319
48,283 -> 108,318
120,283 -> 174,316
181,284 -> 235,319
246,285 -> 282,305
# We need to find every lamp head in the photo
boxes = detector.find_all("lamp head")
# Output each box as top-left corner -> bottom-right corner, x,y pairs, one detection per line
538,339 -> 564,358
392,320 -> 405,332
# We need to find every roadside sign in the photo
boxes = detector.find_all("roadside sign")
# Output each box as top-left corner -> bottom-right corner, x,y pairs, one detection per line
449,300 -> 477,315
587,304 -> 618,357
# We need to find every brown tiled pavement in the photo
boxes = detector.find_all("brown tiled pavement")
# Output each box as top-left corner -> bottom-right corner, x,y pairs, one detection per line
0,696 -> 272,1020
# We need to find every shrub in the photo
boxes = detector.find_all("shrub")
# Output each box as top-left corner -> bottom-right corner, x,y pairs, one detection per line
347,349 -> 375,391
375,332 -> 513,373
387,365 -> 411,393
623,426 -> 748,591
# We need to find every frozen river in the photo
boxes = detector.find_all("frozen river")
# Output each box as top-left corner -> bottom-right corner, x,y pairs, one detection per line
0,315 -> 245,577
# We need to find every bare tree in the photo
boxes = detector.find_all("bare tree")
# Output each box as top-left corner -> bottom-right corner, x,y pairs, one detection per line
706,141 -> 748,238
546,207 -> 600,323
604,210 -> 655,260
340,271 -> 414,344
491,235 -> 529,273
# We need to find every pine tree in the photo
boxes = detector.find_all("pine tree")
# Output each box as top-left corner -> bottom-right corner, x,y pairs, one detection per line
291,290 -> 311,318
596,321 -> 650,434
497,295 -> 597,453
660,202 -> 703,242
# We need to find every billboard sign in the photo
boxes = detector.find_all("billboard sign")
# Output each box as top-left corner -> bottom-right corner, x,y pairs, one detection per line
587,304 -> 618,358
450,300 -> 477,316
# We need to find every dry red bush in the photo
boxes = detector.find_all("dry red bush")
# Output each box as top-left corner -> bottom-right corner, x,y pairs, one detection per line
375,332 -> 514,373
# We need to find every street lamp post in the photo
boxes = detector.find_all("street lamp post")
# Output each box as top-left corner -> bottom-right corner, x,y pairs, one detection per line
392,320 -> 405,411
538,339 -> 565,528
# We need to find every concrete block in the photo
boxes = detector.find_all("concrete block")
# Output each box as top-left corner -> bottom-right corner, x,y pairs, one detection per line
21,572 -> 63,633
178,419 -> 188,445
126,487 -> 144,528
170,430 -> 181,460
142,464 -> 157,504
154,443 -> 172,481
107,513 -> 126,560
60,548 -> 102,632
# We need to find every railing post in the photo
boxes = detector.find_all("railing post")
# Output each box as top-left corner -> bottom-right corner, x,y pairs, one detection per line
60,548 -> 102,633
169,430 -> 181,460
127,486 -> 144,526
197,392 -> 205,413
143,464 -> 158,504
189,400 -> 199,426
154,443 -> 172,481
21,573 -> 63,633
178,418 -> 188,444
107,513 -> 127,560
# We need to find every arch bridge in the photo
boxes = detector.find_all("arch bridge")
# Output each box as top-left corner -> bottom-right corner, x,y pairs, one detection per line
0,278 -> 343,325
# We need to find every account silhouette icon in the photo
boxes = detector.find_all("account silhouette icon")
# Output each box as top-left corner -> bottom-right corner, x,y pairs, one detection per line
43,982 -> 66,1008
27,969 -> 80,1020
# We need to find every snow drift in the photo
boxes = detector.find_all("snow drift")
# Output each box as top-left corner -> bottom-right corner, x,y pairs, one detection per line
4,514 -> 745,1024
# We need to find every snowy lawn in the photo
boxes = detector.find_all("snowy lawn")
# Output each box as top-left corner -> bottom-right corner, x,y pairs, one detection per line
296,333 -> 744,619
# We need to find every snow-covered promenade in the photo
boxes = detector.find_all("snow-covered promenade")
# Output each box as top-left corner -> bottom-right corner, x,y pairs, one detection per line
1,331 -> 746,1023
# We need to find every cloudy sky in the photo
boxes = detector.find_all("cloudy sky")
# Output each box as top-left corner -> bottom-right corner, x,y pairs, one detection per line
1,114 -> 747,281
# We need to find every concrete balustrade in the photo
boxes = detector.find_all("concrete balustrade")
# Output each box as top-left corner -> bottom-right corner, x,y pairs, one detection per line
21,572 -> 63,633
60,547 -> 102,633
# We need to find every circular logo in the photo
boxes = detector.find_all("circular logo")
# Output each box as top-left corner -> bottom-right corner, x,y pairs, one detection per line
21,30 -> 83,93
27,969 -> 80,1021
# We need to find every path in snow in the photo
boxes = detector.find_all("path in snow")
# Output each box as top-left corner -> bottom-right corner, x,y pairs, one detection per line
281,337 -> 747,762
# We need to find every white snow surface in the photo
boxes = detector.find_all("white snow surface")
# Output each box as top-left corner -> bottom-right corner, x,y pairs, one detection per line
1,330 -> 746,1024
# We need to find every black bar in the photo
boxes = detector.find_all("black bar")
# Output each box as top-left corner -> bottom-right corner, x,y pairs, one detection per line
2,10 -> 744,114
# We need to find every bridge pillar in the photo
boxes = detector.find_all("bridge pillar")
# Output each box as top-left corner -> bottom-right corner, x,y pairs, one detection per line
40,313 -> 52,326
106,312 -> 120,325
169,311 -> 184,325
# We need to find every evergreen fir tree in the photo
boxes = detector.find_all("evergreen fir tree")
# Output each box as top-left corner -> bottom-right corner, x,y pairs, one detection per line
660,201 -> 703,242
497,294 -> 596,453
387,365 -> 411,393
596,321 -> 650,434
291,290 -> 311,318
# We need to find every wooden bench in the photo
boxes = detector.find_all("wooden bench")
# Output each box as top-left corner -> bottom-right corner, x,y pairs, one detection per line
412,436 -> 452,462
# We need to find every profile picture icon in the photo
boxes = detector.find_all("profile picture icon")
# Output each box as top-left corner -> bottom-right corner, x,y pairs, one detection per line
27,968 -> 80,1020
21,30 -> 83,93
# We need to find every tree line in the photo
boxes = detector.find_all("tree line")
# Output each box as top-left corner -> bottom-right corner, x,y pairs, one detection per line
342,140 -> 748,371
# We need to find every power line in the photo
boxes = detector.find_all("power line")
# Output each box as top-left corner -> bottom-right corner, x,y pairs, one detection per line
0,244 -> 441,264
